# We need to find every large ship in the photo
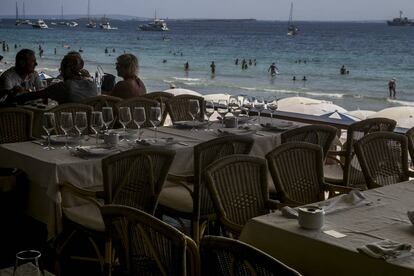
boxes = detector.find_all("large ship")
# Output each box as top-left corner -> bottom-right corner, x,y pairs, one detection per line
387,11 -> 414,26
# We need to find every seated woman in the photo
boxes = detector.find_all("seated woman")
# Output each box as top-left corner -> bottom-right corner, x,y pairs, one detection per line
15,52 -> 98,104
109,53 -> 146,99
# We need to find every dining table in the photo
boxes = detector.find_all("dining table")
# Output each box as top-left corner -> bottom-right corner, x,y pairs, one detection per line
0,118 -> 297,239
240,180 -> 414,276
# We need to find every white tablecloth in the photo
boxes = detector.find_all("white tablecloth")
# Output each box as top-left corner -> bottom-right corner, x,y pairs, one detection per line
240,181 -> 414,276
0,119 -> 290,238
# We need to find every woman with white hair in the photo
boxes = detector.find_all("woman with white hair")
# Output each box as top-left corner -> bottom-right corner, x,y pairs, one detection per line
110,53 -> 147,99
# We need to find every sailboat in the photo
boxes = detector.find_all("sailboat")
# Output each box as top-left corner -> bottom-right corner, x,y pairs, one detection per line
15,2 -> 21,25
85,0 -> 97,28
139,9 -> 169,31
20,2 -> 31,25
287,2 -> 299,36
58,5 -> 68,25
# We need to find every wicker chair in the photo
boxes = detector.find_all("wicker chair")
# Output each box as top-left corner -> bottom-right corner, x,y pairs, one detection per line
325,118 -> 396,189
266,142 -> 352,206
204,155 -> 279,238
143,91 -> 174,125
200,236 -> 302,276
355,132 -> 411,189
157,135 -> 254,244
166,94 -> 205,122
116,97 -> 159,128
0,108 -> 34,143
81,95 -> 122,111
55,148 -> 176,275
406,127 -> 414,163
49,103 -> 93,135
281,124 -> 338,160
101,205 -> 199,276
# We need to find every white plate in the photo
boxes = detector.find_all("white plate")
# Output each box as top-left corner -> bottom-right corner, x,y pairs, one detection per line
74,146 -> 119,156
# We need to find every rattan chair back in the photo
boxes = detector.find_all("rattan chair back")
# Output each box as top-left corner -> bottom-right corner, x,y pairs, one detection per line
49,103 -> 93,135
355,131 -> 408,189
101,205 -> 199,276
281,124 -> 337,159
343,118 -> 396,188
102,147 -> 175,214
194,135 -> 254,219
266,142 -> 325,205
200,236 -> 302,276
116,97 -> 159,128
205,155 -> 269,237
143,91 -> 174,126
81,95 -> 122,111
0,108 -> 33,143
166,94 -> 205,122
406,127 -> 414,162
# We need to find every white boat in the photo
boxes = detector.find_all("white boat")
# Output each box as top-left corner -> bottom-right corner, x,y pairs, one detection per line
85,0 -> 96,28
32,19 -> 48,29
139,10 -> 169,31
100,22 -> 118,30
287,2 -> 299,36
69,21 -> 78,27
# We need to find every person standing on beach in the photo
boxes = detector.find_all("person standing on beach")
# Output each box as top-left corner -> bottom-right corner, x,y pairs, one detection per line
210,61 -> 216,75
184,62 -> 189,71
388,78 -> 396,98
268,63 -> 278,76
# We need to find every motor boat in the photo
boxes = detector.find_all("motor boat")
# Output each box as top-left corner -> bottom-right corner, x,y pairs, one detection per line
100,22 -> 118,30
139,18 -> 169,31
86,20 -> 96,28
69,21 -> 78,27
387,11 -> 414,26
32,19 -> 48,29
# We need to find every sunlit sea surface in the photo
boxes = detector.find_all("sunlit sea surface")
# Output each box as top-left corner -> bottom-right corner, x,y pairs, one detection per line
1,19 -> 414,111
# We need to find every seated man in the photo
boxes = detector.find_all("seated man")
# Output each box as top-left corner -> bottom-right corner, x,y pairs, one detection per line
0,49 -> 44,102
14,52 -> 98,104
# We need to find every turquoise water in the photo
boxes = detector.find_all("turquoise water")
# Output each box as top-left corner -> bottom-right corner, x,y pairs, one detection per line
1,19 -> 414,111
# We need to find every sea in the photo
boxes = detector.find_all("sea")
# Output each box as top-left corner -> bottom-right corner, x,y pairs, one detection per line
1,18 -> 414,112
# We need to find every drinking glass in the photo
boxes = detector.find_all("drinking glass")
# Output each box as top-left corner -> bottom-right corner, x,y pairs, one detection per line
266,97 -> 278,124
228,96 -> 241,128
42,112 -> 55,150
91,111 -> 104,144
102,107 -> 114,133
13,250 -> 43,276
133,107 -> 146,141
150,106 -> 161,142
119,107 -> 132,141
253,97 -> 265,124
60,112 -> 73,150
205,100 -> 215,131
188,99 -> 200,131
74,112 -> 88,146
241,97 -> 253,124
217,100 -> 228,127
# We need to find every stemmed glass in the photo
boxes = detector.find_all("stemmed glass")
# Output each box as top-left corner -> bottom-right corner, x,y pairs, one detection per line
253,97 -> 265,125
102,107 -> 114,134
229,96 -> 241,128
150,106 -> 162,142
119,107 -> 132,141
60,112 -> 73,150
217,100 -> 228,127
205,100 -> 215,131
189,99 -> 200,131
13,250 -> 43,276
74,112 -> 88,146
133,107 -> 146,141
241,97 -> 253,124
42,112 -> 56,150
91,111 -> 104,145
266,97 -> 278,125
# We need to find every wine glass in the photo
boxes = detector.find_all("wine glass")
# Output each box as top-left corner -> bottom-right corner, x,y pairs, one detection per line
150,106 -> 161,142
60,112 -> 73,150
188,99 -> 200,131
91,111 -> 104,144
102,107 -> 114,133
74,112 -> 88,146
266,97 -> 278,125
217,100 -> 228,127
253,97 -> 265,125
133,107 -> 146,141
42,112 -> 55,150
241,97 -> 253,124
228,96 -> 241,128
13,250 -> 43,276
119,107 -> 132,141
205,100 -> 215,131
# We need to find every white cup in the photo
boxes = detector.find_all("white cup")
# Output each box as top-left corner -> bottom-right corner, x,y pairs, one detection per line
298,206 -> 325,230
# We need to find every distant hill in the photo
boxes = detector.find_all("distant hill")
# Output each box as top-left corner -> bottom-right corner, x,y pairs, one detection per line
0,14 -> 150,20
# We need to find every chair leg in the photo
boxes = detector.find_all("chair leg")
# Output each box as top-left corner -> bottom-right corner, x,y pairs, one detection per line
87,236 -> 105,273
54,229 -> 77,276
192,220 -> 200,245
104,238 -> 112,276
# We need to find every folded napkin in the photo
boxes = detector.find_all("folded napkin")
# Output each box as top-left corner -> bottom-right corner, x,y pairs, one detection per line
357,240 -> 412,260
319,190 -> 371,214
280,206 -> 299,219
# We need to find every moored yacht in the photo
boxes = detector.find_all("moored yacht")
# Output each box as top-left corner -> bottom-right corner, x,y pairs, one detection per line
100,21 -> 118,30
139,18 -> 169,31
387,11 -> 414,26
32,19 -> 48,29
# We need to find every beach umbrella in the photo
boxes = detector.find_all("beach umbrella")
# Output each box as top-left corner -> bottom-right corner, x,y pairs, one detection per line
39,72 -> 53,80
368,106 -> 414,128
278,102 -> 347,116
163,88 -> 202,97
346,110 -> 376,120
320,111 -> 359,123
277,96 -> 330,109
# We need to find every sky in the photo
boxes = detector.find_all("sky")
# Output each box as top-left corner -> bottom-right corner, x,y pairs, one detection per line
1,0 -> 414,21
